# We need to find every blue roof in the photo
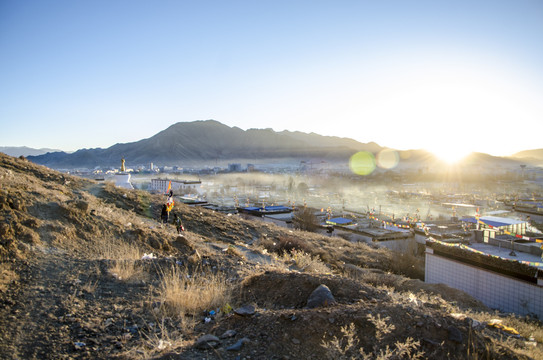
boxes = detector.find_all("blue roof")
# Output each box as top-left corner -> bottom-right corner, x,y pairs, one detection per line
243,207 -> 261,211
461,216 -> 526,228
265,206 -> 292,211
242,206 -> 292,212
327,217 -> 353,225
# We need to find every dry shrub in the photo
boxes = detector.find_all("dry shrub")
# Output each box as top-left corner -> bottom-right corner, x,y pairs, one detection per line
98,238 -> 143,260
292,207 -> 318,232
386,250 -> 425,280
501,315 -> 543,344
443,308 -> 543,359
464,309 -> 543,345
109,260 -> 148,283
0,262 -> 17,292
225,244 -> 246,259
157,265 -> 232,323
94,238 -> 147,282
322,323 -> 366,359
138,317 -> 186,356
322,319 -> 424,360
81,279 -> 99,294
260,235 -> 310,255
357,271 -> 403,289
283,249 -> 329,273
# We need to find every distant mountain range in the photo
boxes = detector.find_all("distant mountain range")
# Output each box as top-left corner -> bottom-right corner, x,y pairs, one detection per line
25,120 -> 384,168
0,146 -> 63,157
11,120 -> 542,170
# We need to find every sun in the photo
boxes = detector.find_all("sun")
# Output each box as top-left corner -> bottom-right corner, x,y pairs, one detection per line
430,147 -> 471,165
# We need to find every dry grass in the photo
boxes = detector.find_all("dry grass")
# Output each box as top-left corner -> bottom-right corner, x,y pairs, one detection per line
347,268 -> 404,290
93,238 -> 148,282
138,317 -> 186,357
259,235 -> 311,255
322,323 -> 367,360
322,319 -> 424,360
108,260 -> 148,283
157,265 -> 233,328
91,233 -> 144,261
341,270 -> 542,359
386,249 -> 424,280
458,307 -> 543,342
0,262 -> 17,292
282,249 -> 330,273
461,309 -> 543,359
81,279 -> 99,293
225,244 -> 246,259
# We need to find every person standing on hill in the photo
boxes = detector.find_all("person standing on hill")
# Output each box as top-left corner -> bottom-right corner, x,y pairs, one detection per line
173,213 -> 184,234
161,204 -> 169,225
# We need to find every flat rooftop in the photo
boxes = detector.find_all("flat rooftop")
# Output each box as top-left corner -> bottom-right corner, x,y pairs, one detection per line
468,243 -> 543,269
461,216 -> 527,227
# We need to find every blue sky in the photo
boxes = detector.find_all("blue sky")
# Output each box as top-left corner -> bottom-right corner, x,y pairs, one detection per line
1,0 -> 542,159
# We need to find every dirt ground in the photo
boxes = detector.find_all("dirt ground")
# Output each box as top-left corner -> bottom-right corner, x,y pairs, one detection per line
0,153 -> 541,359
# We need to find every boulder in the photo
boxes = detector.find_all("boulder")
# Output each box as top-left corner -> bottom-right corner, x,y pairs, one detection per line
307,284 -> 336,308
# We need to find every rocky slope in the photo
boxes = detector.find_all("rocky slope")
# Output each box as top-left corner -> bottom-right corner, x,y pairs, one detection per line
0,153 -> 541,359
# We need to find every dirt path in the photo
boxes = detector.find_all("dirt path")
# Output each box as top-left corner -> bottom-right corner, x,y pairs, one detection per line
0,247 -> 152,360
0,249 -> 76,358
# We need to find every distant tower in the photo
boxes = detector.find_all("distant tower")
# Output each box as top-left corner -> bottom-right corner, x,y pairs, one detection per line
520,164 -> 526,179
121,158 -> 126,172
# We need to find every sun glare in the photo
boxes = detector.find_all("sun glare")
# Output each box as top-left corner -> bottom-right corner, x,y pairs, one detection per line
430,147 -> 471,164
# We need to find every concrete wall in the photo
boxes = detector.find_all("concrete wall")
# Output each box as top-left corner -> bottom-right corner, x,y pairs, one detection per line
425,250 -> 543,319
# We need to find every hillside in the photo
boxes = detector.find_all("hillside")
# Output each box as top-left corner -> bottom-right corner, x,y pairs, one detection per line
27,120 -> 383,168
511,149 -> 543,162
0,152 -> 541,359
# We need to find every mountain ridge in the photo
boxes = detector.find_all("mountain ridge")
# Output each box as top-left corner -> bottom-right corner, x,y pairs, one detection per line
27,120 -> 383,168
510,149 -> 543,162
0,146 -> 63,157
21,120 -> 541,169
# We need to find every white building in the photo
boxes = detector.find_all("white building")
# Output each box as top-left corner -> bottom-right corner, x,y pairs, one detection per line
461,216 -> 528,243
425,239 -> 543,318
150,179 -> 202,195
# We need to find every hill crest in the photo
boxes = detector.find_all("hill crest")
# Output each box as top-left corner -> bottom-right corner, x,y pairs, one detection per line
28,120 -> 382,168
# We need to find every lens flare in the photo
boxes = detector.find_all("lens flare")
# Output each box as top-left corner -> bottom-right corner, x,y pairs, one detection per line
376,149 -> 399,169
349,151 -> 376,176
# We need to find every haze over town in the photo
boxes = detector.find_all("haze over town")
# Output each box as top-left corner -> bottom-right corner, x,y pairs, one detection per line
1,1 -> 543,162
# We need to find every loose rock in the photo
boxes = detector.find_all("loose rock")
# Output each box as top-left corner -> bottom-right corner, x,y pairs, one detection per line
226,337 -> 250,351
307,284 -> 336,308
220,329 -> 237,339
234,304 -> 256,316
448,326 -> 463,343
194,334 -> 220,349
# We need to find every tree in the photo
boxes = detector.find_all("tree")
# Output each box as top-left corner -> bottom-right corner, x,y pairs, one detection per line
293,207 -> 318,232
297,182 -> 309,195
287,176 -> 294,192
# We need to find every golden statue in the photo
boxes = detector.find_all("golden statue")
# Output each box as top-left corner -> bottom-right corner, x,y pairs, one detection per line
121,158 -> 126,172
